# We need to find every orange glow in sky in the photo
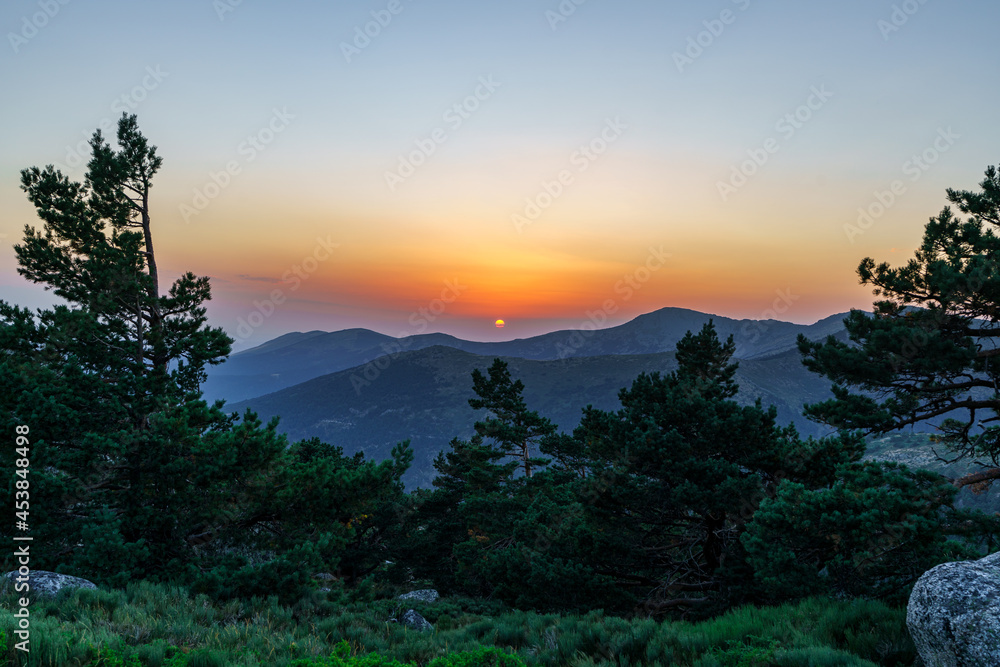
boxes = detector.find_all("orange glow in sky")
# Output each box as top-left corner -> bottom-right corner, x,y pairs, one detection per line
1,2 -> 996,349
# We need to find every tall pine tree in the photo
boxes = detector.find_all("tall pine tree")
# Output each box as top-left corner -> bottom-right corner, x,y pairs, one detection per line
799,164 -> 1000,488
392,359 -> 556,597
561,322 -> 862,615
2,115 -> 300,588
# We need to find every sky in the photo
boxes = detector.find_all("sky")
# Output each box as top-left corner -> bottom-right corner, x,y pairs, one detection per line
1,0 -> 998,349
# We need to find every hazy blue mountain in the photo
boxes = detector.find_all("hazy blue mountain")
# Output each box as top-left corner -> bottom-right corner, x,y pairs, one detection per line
206,307 -> 852,403
206,328 -> 400,403
227,344 -> 841,489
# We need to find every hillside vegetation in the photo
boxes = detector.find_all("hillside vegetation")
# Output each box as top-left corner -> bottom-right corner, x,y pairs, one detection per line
0,582 -> 914,666
228,345 -> 841,488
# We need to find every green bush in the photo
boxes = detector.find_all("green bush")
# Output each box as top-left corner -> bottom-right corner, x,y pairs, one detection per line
709,635 -> 780,667
290,640 -> 413,666
89,643 -> 142,667
773,647 -> 879,666
427,646 -> 525,666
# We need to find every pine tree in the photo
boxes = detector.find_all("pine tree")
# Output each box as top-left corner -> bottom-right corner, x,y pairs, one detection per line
799,164 -> 1000,488
1,115 -> 281,585
755,164 -> 1000,604
469,358 -> 555,478
391,435 -> 516,594
550,322 -> 865,615
394,361 -> 557,597
192,437 -> 412,602
742,460 -> 992,604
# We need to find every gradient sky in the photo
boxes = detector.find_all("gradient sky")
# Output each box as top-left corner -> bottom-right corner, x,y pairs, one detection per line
2,0 -> 998,349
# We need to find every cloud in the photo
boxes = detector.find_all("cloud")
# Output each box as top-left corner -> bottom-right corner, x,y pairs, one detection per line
238,274 -> 280,284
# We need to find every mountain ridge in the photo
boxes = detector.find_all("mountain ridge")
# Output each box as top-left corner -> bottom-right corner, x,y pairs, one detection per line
207,306 -> 855,403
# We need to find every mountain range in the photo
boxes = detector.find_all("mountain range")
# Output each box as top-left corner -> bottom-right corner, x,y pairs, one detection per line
209,307 -> 853,488
205,307 -> 849,403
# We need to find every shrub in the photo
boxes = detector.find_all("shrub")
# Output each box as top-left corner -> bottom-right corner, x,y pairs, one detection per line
773,647 -> 879,666
426,647 -> 525,667
290,640 -> 413,666
708,635 -> 780,667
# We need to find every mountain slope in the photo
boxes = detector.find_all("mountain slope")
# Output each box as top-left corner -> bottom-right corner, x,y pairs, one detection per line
227,345 -> 837,488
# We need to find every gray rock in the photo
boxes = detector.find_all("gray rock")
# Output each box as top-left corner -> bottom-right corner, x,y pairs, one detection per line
907,551 -> 1000,666
2,570 -> 97,597
313,572 -> 337,592
397,588 -> 439,603
401,608 -> 434,632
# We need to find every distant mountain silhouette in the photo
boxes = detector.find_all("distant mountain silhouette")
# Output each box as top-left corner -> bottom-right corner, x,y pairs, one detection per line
205,307 -> 852,403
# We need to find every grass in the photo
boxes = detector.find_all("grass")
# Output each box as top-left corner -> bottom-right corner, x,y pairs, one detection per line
0,581 -> 915,666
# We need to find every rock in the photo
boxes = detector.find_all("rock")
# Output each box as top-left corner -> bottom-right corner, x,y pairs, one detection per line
313,572 -> 337,592
2,570 -> 97,597
397,588 -> 439,603
401,609 -> 433,632
906,551 -> 1000,666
